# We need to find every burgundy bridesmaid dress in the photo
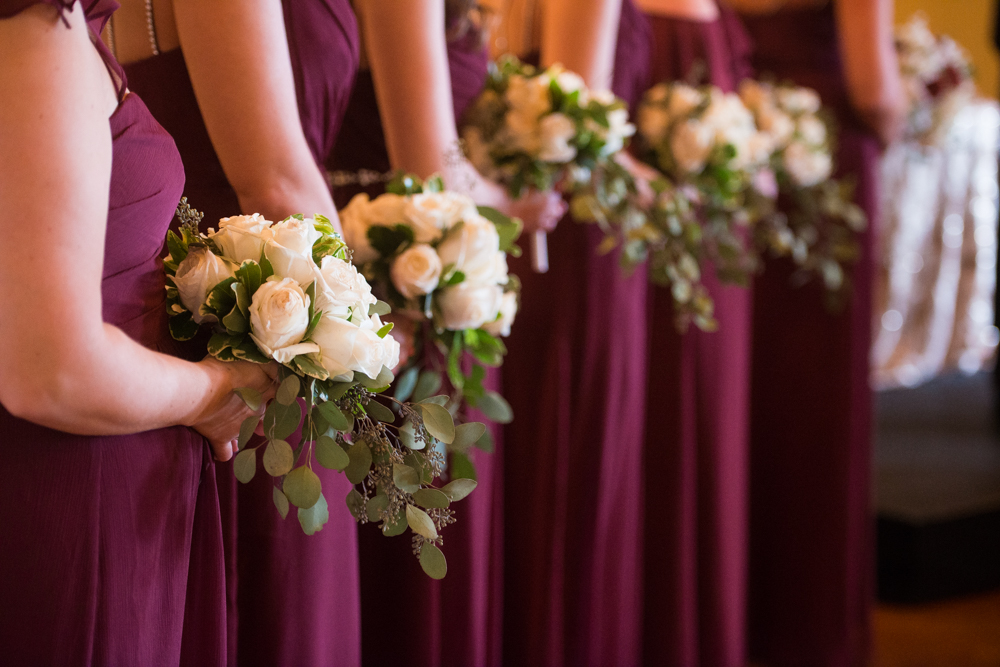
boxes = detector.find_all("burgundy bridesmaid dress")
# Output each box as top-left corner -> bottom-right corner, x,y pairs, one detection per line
639,9 -> 755,667
740,6 -> 878,666
501,3 -> 651,666
124,3 -> 363,666
330,28 -> 504,667
0,1 -> 227,664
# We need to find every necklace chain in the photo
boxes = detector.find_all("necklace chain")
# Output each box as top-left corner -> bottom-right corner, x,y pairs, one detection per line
145,0 -> 160,56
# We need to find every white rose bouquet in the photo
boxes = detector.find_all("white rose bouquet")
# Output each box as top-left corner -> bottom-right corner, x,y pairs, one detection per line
895,14 -> 975,146
739,80 -> 867,296
164,199 -> 481,579
340,176 -> 520,473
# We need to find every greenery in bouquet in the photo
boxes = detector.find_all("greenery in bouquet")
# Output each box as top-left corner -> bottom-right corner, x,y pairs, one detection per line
461,54 -> 635,197
339,174 -> 521,478
895,13 -> 975,145
739,80 -> 867,298
163,199 -> 480,578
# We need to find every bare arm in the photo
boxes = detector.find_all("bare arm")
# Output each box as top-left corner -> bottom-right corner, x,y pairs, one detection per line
355,0 -> 564,231
171,0 -> 340,227
0,5 -> 274,458
540,0 -> 623,90
835,0 -> 904,145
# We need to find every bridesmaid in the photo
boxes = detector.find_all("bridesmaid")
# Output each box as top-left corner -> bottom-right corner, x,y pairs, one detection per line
0,1 -> 274,664
498,1 -> 652,665
727,0 -> 904,664
633,1 -> 755,665
107,1 -> 363,665
331,2 -> 563,665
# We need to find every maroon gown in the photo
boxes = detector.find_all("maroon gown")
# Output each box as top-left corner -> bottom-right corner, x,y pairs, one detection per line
501,3 -> 651,666
124,4 -> 363,666
330,29 -> 505,667
0,1 -> 227,664
639,9 -> 755,667
740,6 -> 878,666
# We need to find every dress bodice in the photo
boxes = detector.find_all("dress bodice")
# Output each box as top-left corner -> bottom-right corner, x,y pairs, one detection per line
123,0 -> 360,225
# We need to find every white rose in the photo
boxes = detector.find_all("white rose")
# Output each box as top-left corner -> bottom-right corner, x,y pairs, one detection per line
483,291 -> 518,337
600,108 -> 635,157
350,317 -> 393,379
505,109 -> 543,154
645,83 -> 669,105
776,87 -> 822,115
505,74 -> 551,120
340,193 -> 407,264
208,213 -> 272,263
390,244 -> 443,299
538,112 -> 578,163
310,314 -> 359,378
638,103 -> 671,145
262,216 -> 323,257
783,141 -> 832,187
262,216 -> 324,288
315,255 -> 376,318
172,246 -> 236,324
438,282 -> 503,331
668,84 -> 703,119
248,277 -> 319,363
670,119 -> 714,174
403,192 -> 478,242
757,106 -> 795,148
436,214 -> 502,283
797,115 -> 827,147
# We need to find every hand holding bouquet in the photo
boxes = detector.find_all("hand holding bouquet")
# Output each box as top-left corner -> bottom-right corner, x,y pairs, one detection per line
164,199 -> 480,578
340,175 -> 521,476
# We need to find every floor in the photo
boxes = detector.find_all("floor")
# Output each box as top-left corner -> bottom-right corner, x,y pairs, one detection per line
873,590 -> 1000,667
873,372 -> 1000,667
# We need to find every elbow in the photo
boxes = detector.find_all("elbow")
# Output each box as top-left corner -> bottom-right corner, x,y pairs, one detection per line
0,364 -> 80,427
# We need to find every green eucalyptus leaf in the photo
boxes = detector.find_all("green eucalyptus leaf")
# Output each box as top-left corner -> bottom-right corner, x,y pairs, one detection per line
381,509 -> 408,536
366,492 -> 390,523
298,491 -> 329,535
376,322 -> 394,338
346,488 -> 365,520
233,448 -> 257,484
345,440 -> 373,484
364,399 -> 396,424
317,401 -> 351,431
394,366 -> 419,403
235,387 -> 263,411
418,395 -> 449,406
412,488 -> 451,509
392,463 -> 421,494
327,382 -> 355,401
316,435 -> 350,471
412,370 -> 443,403
359,366 -> 394,390
273,486 -> 290,519
450,451 -> 477,482
283,465 -> 322,509
476,390 -> 514,424
441,477 -> 478,502
419,544 -> 448,580
405,504 -> 438,539
276,375 -> 301,406
238,415 -> 259,451
262,439 -> 295,477
368,300 -> 392,317
398,420 -> 424,450
263,400 -> 302,440
452,422 -> 487,452
418,403 -> 455,444
474,428 -> 495,454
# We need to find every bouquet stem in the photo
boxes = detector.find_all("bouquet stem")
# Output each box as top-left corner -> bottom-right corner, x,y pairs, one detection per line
531,231 -> 549,273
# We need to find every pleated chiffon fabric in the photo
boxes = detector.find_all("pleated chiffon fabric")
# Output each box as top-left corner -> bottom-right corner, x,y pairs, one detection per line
331,29 -> 506,667
501,3 -> 651,665
741,6 -> 877,666
640,10 -> 755,667
0,1 -> 228,664
124,3 -> 364,665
